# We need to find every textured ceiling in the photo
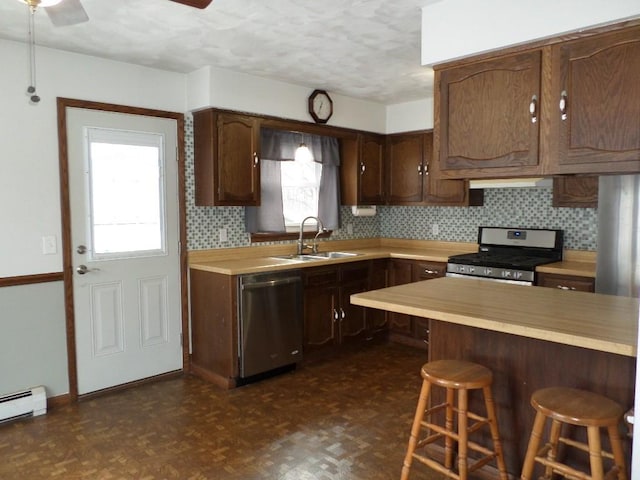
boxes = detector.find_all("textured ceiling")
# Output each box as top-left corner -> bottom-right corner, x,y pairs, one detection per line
0,0 -> 439,104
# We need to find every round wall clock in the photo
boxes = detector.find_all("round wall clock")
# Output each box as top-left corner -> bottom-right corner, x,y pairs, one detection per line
308,89 -> 333,124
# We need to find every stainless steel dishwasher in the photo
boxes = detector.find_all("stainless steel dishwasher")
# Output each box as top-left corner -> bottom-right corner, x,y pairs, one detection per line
238,269 -> 303,379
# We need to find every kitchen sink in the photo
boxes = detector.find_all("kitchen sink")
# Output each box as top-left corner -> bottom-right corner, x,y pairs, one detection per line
272,252 -> 362,262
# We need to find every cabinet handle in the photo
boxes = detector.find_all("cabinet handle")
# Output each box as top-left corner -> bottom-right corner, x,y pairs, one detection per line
556,284 -> 576,291
559,90 -> 568,121
418,164 -> 423,176
333,309 -> 339,322
360,162 -> 366,174
340,308 -> 345,320
424,269 -> 439,275
424,162 -> 429,176
529,94 -> 538,124
253,152 -> 259,166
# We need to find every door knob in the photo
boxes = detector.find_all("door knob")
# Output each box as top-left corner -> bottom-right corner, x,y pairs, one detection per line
76,245 -> 87,254
76,264 -> 99,275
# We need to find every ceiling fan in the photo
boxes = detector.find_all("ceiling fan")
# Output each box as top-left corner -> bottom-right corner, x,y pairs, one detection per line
20,0 -> 213,27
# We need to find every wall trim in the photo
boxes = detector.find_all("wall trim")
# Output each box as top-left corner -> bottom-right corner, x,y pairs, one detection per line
0,272 -> 64,288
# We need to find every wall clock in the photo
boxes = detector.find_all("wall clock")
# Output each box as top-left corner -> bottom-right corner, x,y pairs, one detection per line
308,89 -> 333,124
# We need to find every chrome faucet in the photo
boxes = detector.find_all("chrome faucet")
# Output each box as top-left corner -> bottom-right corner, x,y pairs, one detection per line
297,216 -> 324,255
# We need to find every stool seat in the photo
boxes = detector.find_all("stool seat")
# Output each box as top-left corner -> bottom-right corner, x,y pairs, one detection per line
521,387 -> 627,480
401,359 -> 508,480
422,359 -> 493,389
532,387 -> 624,427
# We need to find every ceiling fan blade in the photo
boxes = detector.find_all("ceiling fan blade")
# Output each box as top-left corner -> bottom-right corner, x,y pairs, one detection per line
169,0 -> 213,9
45,0 -> 89,27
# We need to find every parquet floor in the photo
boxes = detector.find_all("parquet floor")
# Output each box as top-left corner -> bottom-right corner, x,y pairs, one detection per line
0,343 -> 448,480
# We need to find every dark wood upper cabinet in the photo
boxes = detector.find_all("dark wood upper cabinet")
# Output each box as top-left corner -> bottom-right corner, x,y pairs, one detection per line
193,109 -> 260,206
386,130 -> 470,206
548,26 -> 640,174
436,50 -> 543,178
340,133 -> 385,206
552,176 -> 598,208
386,131 -> 427,204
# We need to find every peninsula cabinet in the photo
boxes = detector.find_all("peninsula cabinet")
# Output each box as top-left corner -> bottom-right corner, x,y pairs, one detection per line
366,259 -> 389,340
386,130 -> 469,206
302,262 -> 370,355
435,23 -> 640,180
193,109 -> 260,206
340,133 -> 386,205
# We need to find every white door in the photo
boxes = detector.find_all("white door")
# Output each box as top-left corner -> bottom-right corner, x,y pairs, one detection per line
66,108 -> 182,395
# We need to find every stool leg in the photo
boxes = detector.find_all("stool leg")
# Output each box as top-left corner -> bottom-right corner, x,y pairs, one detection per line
457,387 -> 469,480
521,411 -> 546,480
587,425 -> 605,480
607,424 -> 628,480
401,379 -> 431,480
544,419 -> 562,479
482,386 -> 508,480
444,387 -> 455,470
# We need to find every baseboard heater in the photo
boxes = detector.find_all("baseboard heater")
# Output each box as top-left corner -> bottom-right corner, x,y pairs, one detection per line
0,386 -> 47,423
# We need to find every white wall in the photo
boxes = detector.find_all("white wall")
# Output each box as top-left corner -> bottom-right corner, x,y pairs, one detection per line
422,0 -> 640,65
386,98 -> 434,133
187,66 -> 388,134
0,39 -> 187,278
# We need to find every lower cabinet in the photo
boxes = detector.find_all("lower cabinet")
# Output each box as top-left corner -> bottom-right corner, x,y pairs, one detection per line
366,259 -> 389,339
536,272 -> 595,292
303,261 -> 371,354
387,259 -> 446,350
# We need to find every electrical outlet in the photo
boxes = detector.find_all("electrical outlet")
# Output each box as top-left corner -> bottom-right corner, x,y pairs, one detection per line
219,228 -> 228,242
42,235 -> 57,255
347,223 -> 353,235
431,224 -> 439,236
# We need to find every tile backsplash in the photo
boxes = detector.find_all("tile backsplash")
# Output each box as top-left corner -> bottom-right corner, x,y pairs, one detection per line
185,117 -> 597,252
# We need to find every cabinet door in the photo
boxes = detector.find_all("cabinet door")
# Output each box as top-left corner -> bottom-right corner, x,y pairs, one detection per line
216,113 -> 261,205
339,280 -> 369,344
423,131 -> 469,206
303,267 -> 339,353
552,176 -> 598,208
387,259 -> 413,334
412,261 -> 446,281
359,134 -> 386,205
436,50 -> 543,178
367,259 -> 388,335
193,110 -> 260,206
549,27 -> 640,174
386,132 -> 427,204
536,273 -> 595,293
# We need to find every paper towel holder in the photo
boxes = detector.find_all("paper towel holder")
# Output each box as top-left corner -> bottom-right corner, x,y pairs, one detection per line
351,205 -> 377,217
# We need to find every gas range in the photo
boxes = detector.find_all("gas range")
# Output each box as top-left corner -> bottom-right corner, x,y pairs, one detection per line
447,227 -> 564,285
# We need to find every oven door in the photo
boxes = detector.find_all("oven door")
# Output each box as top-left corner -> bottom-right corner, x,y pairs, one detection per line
445,272 -> 533,286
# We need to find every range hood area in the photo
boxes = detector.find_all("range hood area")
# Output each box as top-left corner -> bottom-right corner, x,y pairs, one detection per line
469,178 -> 553,189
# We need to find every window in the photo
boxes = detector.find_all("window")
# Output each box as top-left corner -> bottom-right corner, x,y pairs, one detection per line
245,129 -> 340,237
86,127 -> 167,259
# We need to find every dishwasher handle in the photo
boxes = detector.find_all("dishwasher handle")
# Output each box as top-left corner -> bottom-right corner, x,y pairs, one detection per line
241,276 -> 301,290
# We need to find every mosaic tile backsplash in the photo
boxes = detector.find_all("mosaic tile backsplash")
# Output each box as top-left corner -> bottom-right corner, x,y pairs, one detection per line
185,117 -> 597,252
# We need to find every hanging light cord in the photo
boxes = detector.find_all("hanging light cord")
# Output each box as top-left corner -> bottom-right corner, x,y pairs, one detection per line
27,4 -> 40,103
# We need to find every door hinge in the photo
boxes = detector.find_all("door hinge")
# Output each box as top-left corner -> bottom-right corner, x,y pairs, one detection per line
180,333 -> 183,347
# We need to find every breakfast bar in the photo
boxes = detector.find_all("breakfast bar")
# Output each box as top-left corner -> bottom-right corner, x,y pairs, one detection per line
351,277 -> 639,475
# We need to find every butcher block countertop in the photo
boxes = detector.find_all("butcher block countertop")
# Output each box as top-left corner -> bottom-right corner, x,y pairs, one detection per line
351,276 -> 638,357
189,238 -> 596,277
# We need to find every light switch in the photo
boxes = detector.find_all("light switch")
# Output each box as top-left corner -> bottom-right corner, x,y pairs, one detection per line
219,228 -> 228,242
42,235 -> 57,255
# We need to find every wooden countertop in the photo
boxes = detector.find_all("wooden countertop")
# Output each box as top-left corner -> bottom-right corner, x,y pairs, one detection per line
188,239 -> 596,277
351,276 -> 638,357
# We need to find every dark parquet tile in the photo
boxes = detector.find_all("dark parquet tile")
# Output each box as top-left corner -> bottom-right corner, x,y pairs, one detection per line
0,343 -> 447,480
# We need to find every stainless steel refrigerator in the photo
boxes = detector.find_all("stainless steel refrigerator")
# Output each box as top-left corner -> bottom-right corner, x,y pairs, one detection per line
595,175 -> 640,298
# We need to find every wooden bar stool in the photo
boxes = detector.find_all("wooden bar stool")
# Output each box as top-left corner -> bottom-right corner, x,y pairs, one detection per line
400,359 -> 508,480
520,387 -> 627,480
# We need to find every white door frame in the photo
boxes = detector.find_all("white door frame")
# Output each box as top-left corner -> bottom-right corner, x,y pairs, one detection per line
56,98 -> 188,400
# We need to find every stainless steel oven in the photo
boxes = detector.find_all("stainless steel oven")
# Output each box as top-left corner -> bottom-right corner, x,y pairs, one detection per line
447,227 -> 564,286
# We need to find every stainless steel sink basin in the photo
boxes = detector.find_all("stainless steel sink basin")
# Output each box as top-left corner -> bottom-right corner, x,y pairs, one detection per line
307,251 -> 361,259
272,251 -> 361,261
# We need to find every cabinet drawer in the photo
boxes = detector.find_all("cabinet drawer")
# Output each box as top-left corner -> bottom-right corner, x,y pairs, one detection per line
340,262 -> 370,284
413,318 -> 430,344
304,266 -> 339,287
536,273 -> 595,292
412,261 -> 446,281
